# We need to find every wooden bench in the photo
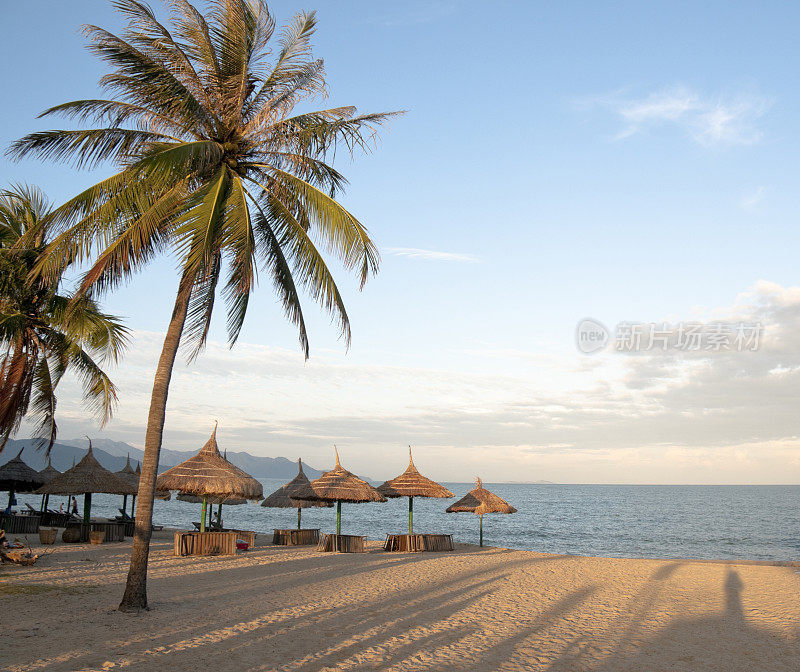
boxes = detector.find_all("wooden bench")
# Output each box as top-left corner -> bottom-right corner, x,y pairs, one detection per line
272,529 -> 320,546
64,521 -> 126,542
317,533 -> 366,553
384,533 -> 454,552
0,514 -> 41,535
174,531 -> 237,556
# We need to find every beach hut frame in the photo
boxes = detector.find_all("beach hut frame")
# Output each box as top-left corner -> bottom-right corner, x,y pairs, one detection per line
446,478 -> 517,546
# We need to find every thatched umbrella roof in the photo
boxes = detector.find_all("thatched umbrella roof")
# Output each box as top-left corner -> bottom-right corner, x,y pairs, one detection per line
37,457 -> 61,484
446,478 -> 517,515
177,492 -> 246,505
0,449 -> 46,492
261,459 -> 332,509
155,424 -> 262,500
378,448 -> 454,499
37,444 -> 137,495
297,448 -> 385,504
116,455 -> 139,488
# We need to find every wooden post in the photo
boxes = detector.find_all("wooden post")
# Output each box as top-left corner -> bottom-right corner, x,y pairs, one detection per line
408,496 -> 414,535
200,496 -> 207,533
217,502 -> 223,529
122,494 -> 128,516
336,500 -> 341,535
479,514 -> 483,547
131,495 -> 136,517
7,488 -> 14,511
40,494 -> 46,513
297,507 -> 302,530
84,492 -> 92,524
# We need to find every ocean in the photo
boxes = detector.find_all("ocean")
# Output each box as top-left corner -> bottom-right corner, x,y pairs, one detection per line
12,482 -> 799,561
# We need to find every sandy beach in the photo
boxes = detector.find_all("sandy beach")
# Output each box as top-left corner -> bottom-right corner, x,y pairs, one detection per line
0,531 -> 797,672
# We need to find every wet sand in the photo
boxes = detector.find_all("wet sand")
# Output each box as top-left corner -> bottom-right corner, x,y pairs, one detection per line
0,530 -> 798,671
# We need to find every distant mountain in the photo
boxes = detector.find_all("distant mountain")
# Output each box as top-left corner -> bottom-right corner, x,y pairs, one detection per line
1,437 -> 332,481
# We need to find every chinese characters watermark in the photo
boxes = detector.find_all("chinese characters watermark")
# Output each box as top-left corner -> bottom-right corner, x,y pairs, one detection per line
576,319 -> 762,354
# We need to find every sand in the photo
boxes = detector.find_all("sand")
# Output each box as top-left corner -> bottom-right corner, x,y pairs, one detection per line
0,530 -> 798,672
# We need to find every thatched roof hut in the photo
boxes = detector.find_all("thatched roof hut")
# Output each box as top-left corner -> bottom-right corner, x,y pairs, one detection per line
300,449 -> 384,504
261,459 -> 332,530
0,449 -> 46,493
378,447 -> 453,534
155,424 -> 262,501
37,457 -> 61,484
37,444 -> 136,496
295,448 -> 385,535
446,478 -> 516,515
262,459 -> 330,508
446,478 -> 516,547
378,448 -> 454,499
116,455 -> 138,487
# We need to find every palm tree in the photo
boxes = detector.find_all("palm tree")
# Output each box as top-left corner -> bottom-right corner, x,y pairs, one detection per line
8,0 -> 398,611
0,184 -> 128,452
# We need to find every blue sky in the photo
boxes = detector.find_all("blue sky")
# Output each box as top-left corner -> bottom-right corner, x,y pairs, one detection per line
2,1 -> 799,483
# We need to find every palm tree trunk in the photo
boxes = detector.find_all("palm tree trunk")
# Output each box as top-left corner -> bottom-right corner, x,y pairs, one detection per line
119,274 -> 192,612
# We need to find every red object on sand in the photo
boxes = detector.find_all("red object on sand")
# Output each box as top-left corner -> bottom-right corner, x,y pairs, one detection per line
236,541 -> 249,550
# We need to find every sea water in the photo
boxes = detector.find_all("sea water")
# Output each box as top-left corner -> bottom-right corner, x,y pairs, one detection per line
13,483 -> 799,561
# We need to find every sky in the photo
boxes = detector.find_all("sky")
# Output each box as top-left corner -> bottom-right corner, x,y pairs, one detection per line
1,1 -> 799,483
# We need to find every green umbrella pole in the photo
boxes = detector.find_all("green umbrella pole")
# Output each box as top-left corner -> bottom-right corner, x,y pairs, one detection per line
409,496 -> 414,535
83,492 -> 92,524
336,500 -> 341,535
200,496 -> 207,532
479,514 -> 483,547
297,506 -> 302,530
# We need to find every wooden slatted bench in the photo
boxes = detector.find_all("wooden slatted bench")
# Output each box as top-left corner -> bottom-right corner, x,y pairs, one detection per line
64,521 -> 125,542
273,528 -> 320,546
420,533 -> 454,552
384,533 -> 454,552
0,514 -> 41,535
317,533 -> 366,553
174,531 -> 237,556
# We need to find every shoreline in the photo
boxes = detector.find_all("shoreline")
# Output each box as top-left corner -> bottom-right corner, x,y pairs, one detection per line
1,530 -> 798,671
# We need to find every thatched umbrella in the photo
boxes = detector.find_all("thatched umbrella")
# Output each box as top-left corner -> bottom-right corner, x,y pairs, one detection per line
155,423 -> 262,531
0,449 -> 46,512
377,447 -> 454,534
296,447 -> 385,535
37,441 -> 136,523
116,455 -> 138,517
37,457 -> 61,512
446,478 -> 517,547
261,459 -> 332,529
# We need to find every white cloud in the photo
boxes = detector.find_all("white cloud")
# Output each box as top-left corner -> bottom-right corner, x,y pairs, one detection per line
584,86 -> 770,147
384,247 -> 480,263
740,185 -> 766,212
30,281 -> 800,484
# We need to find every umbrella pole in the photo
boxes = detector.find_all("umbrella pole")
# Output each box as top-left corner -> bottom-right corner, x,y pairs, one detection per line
336,500 -> 341,535
409,496 -> 413,535
218,502 -> 223,529
131,494 -> 136,517
297,506 -> 302,530
200,496 -> 207,533
40,494 -> 46,513
7,488 -> 14,512
122,494 -> 128,515
479,514 -> 483,547
45,494 -> 50,512
83,492 -> 92,524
